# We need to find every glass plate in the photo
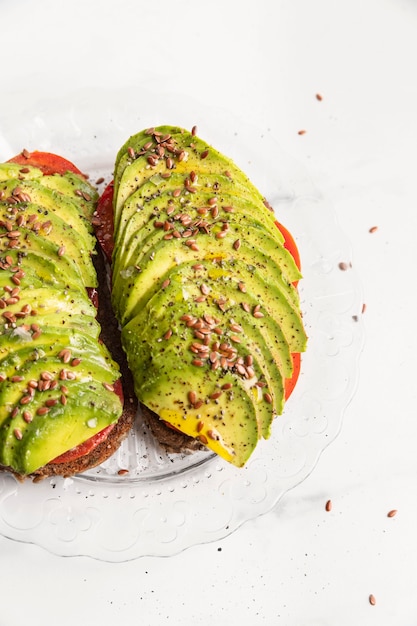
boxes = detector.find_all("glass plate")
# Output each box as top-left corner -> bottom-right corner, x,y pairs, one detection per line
0,84 -> 364,561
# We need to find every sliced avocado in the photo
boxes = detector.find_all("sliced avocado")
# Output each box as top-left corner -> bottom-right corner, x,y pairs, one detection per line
112,228 -> 303,343
0,202 -> 97,287
113,206 -> 300,291
114,183 -> 282,261
39,171 -> 98,220
124,259 -> 294,378
0,163 -> 44,182
113,168 -> 262,239
111,125 -> 307,467
123,285 -> 286,439
0,354 -> 121,474
113,127 -> 266,220
0,162 -> 124,476
122,318 -> 260,467
0,179 -> 95,245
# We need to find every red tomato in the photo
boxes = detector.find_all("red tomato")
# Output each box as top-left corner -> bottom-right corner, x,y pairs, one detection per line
8,150 -> 85,177
95,181 -> 115,262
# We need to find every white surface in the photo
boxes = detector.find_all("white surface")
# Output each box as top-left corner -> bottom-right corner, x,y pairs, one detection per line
0,0 -> 416,623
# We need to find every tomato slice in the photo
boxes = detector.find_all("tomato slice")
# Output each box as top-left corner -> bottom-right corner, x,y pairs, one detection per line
8,150 -> 85,177
95,181 -> 115,262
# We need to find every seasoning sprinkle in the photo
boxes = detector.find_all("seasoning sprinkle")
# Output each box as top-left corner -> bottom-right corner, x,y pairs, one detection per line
387,509 -> 397,518
325,499 -> 332,512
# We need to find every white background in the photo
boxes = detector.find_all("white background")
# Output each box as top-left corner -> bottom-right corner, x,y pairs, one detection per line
1,0 -> 417,624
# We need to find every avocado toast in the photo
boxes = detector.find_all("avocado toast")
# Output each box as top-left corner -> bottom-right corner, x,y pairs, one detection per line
99,125 -> 307,468
0,153 -> 136,480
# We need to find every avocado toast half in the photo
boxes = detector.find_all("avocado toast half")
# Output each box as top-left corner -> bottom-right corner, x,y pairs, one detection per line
0,154 -> 136,480
102,125 -> 307,467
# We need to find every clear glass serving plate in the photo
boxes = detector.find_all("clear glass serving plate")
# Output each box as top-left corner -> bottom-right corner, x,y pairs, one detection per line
0,84 -> 364,561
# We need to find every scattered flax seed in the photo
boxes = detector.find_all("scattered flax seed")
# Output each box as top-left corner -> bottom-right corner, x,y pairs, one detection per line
264,393 -> 273,404
102,382 -> 115,392
36,406 -> 50,416
369,594 -> 376,606
233,239 -> 241,251
387,509 -> 397,518
369,226 -> 378,234
161,278 -> 171,289
338,261 -> 350,271
298,129 -> 307,135
163,329 -> 173,340
325,499 -> 332,512
95,177 -> 105,185
316,93 -> 323,101
191,125 -> 198,136
198,434 -> 208,445
362,303 -> 367,314
22,148 -> 30,159
118,469 -> 129,476
200,149 -> 209,159
57,245 -> 66,257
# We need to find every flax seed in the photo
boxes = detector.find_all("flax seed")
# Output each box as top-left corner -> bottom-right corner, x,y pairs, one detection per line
23,411 -> 32,423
